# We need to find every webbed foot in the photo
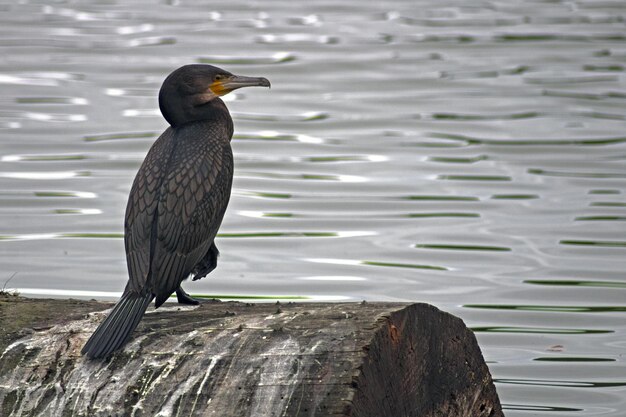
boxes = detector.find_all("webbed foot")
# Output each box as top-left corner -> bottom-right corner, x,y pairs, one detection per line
192,242 -> 219,281
176,286 -> 201,305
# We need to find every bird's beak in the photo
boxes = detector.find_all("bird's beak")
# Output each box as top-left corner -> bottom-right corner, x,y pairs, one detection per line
210,75 -> 271,96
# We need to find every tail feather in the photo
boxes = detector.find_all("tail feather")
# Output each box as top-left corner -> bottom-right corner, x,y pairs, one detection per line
82,293 -> 153,359
97,296 -> 140,356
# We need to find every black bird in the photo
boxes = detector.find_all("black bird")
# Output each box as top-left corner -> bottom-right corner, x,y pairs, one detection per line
82,65 -> 270,359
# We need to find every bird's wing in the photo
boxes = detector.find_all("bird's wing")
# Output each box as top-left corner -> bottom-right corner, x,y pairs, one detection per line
151,132 -> 234,306
124,128 -> 176,294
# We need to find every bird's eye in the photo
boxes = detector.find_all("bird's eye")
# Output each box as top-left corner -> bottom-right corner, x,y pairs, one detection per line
215,74 -> 224,81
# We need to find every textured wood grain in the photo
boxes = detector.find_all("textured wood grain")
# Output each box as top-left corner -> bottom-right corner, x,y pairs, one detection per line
0,296 -> 503,417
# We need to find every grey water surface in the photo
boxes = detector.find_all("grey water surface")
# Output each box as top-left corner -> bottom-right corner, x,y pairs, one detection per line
1,0 -> 625,415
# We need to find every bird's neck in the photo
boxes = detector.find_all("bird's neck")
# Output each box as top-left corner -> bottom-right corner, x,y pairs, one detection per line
160,92 -> 233,137
191,99 -> 234,137
168,100 -> 234,142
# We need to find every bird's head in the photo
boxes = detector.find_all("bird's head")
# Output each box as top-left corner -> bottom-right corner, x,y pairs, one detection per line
159,64 -> 270,127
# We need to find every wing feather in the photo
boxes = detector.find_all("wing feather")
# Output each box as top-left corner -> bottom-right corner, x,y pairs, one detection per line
152,125 -> 233,303
124,129 -> 176,293
124,123 -> 233,303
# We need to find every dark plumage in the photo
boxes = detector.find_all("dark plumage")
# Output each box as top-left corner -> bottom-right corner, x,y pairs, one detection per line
82,65 -> 270,359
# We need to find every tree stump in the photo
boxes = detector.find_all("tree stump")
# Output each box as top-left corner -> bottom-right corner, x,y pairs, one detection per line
0,295 -> 503,417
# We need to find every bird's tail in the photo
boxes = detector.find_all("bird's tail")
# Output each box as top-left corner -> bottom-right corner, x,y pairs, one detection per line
81,292 -> 153,359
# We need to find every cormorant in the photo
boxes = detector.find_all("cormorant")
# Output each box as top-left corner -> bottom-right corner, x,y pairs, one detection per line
81,64 -> 270,359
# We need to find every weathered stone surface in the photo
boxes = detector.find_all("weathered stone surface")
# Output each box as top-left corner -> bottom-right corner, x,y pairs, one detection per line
0,295 -> 503,417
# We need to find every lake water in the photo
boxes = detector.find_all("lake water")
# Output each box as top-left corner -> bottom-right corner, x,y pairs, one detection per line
1,0 -> 625,415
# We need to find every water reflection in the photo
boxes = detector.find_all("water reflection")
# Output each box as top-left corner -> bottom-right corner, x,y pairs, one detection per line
53,209 -> 102,215
33,191 -> 96,198
15,97 -> 88,105
299,276 -> 366,281
471,326 -> 612,335
234,131 -> 324,144
233,111 -> 329,122
238,171 -> 367,182
524,280 -> 626,289
197,52 -> 296,65
21,112 -> 86,122
503,404 -> 583,412
575,215 -> 626,221
307,258 -> 448,271
464,305 -> 626,313
256,34 -> 339,44
401,195 -> 479,201
560,240 -> 626,248
2,154 -> 86,162
495,378 -> 626,388
0,171 -> 90,180
415,244 -> 512,252
83,132 -> 157,142
533,357 -> 616,363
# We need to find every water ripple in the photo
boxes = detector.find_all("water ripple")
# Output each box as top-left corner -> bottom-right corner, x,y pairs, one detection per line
502,404 -> 583,412
529,168 -> 626,179
401,195 -> 479,201
0,190 -> 95,199
236,191 -> 292,200
306,257 -> 448,271
34,191 -> 96,198
255,34 -> 339,44
495,32 -> 626,42
407,212 -> 480,219
525,73 -> 619,85
575,216 -> 626,222
53,208 -> 102,215
494,378 -> 626,388
122,109 -> 160,118
233,111 -> 329,122
234,131 -> 324,144
299,276 -> 366,281
0,171 -> 90,180
491,194 -> 540,200
197,52 -> 296,65
428,112 -> 539,121
116,24 -> 154,35
430,132 -> 626,146
22,112 -> 86,122
533,357 -> 616,362
286,15 -> 322,26
125,36 -> 176,47
0,121 -> 20,129
42,5 -> 125,21
437,174 -> 512,182
2,154 -> 86,162
303,155 -> 387,163
464,304 -> 626,313
0,74 -> 57,87
83,131 -> 157,142
16,97 -> 88,105
238,171 -> 367,183
590,202 -> 626,207
471,326 -> 612,335
105,88 -> 154,97
218,231 -> 375,238
416,243 -> 512,252
560,240 -> 626,248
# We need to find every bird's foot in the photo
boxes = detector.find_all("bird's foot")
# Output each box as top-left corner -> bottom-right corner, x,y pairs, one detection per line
175,287 -> 201,305
192,269 -> 210,281
191,263 -> 213,281
192,243 -> 219,281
